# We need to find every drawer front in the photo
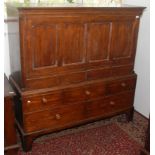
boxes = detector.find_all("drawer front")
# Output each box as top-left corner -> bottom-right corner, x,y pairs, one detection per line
23,102 -> 85,132
106,76 -> 136,95
80,75 -> 136,100
63,83 -> 106,103
85,91 -> 135,118
86,82 -> 106,100
23,91 -> 63,113
63,86 -> 87,103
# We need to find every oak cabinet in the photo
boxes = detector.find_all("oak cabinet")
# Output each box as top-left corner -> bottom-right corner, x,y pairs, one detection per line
7,3 -> 145,152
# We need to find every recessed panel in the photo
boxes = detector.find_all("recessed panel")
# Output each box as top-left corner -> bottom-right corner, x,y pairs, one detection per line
87,23 -> 111,62
59,24 -> 85,65
110,22 -> 133,59
32,25 -> 57,68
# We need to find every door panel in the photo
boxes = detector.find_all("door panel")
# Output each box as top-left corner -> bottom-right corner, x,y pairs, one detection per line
32,24 -> 57,68
26,18 -> 60,78
59,23 -> 86,66
87,22 -> 111,62
110,21 -> 133,60
26,17 -> 87,79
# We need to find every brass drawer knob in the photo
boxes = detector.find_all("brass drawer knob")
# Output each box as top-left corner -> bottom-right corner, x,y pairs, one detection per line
85,90 -> 91,95
27,100 -> 31,104
121,82 -> 126,87
55,114 -> 61,120
42,97 -> 47,104
110,101 -> 115,105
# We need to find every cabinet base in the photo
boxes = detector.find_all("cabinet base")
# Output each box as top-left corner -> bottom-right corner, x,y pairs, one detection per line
16,108 -> 134,152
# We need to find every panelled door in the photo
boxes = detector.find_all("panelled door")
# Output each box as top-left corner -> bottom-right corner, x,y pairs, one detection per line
25,16 -> 87,79
22,13 -> 139,87
86,15 -> 139,67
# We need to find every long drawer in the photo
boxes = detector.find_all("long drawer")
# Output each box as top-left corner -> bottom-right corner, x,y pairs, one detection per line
22,90 -> 63,113
23,101 -> 85,132
85,91 -> 135,118
23,91 -> 134,133
22,75 -> 136,113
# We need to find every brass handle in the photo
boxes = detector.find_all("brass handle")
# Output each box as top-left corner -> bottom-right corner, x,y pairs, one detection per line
110,101 -> 115,105
42,97 -> 47,104
85,90 -> 91,95
27,100 -> 31,104
121,82 -> 126,87
55,114 -> 61,120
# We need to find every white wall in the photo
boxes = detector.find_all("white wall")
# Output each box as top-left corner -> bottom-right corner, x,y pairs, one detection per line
4,23 -> 11,77
4,0 -> 150,118
123,0 -> 150,118
4,21 -> 20,77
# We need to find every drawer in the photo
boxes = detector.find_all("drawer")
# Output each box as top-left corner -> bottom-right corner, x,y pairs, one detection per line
106,75 -> 136,95
23,102 -> 85,132
85,91 -> 135,118
22,91 -> 63,113
85,82 -> 106,100
63,83 -> 106,103
63,75 -> 136,102
63,86 -> 87,103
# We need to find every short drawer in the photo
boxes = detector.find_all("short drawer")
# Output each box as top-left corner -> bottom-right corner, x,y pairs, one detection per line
22,91 -> 63,113
85,82 -> 106,100
23,102 -> 85,132
85,91 -> 135,118
69,75 -> 136,101
63,83 -> 106,103
63,86 -> 87,103
106,75 -> 137,95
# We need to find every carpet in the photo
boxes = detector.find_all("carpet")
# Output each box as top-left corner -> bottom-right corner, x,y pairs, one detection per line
18,123 -> 144,155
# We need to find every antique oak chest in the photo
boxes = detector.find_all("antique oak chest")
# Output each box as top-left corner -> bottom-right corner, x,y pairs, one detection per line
7,3 -> 144,152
